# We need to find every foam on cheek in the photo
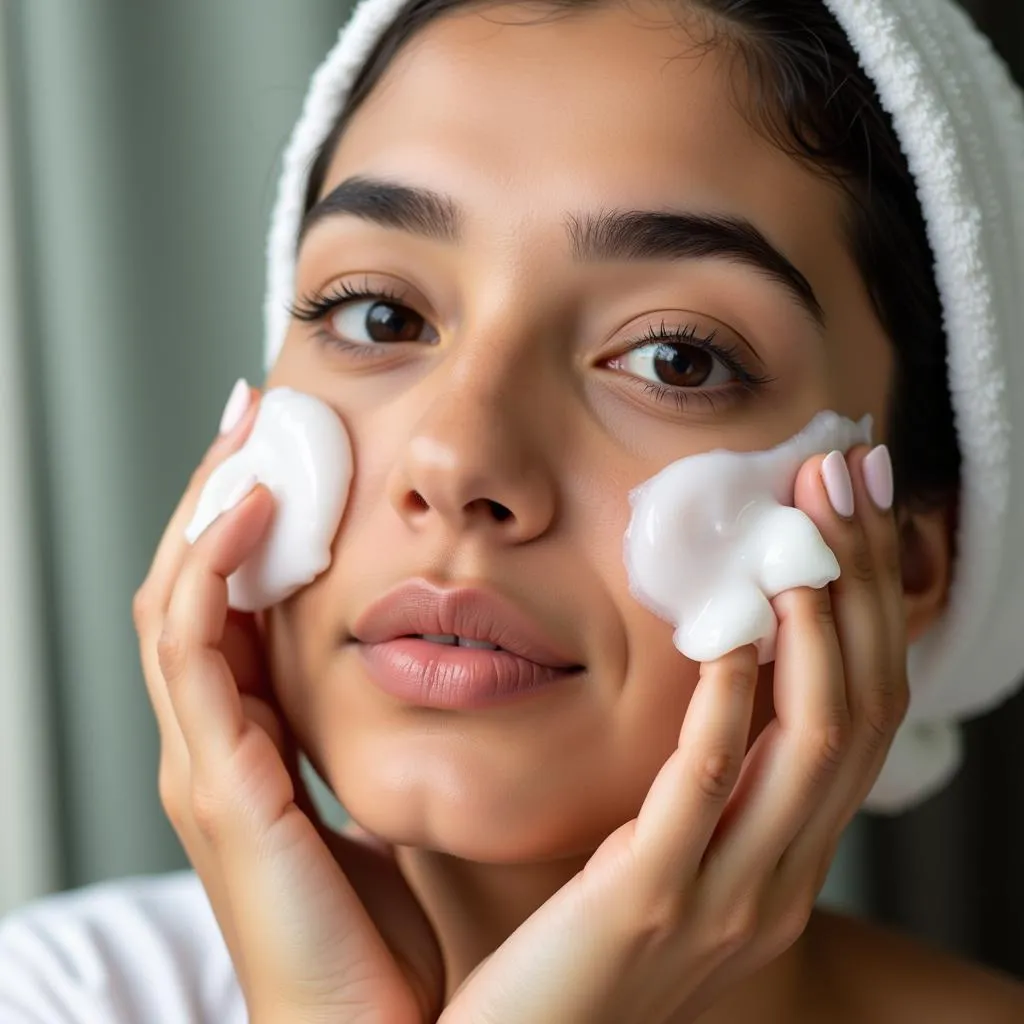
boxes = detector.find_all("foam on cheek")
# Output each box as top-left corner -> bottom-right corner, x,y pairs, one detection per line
624,411 -> 873,664
185,387 -> 353,611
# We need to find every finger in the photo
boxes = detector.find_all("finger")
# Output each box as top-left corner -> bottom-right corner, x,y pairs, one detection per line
160,482 -> 274,773
147,610 -> 269,762
141,385 -> 261,618
847,444 -> 906,684
703,583 -> 846,882
632,644 -> 759,893
786,445 -> 908,852
715,450 -> 885,860
793,449 -> 886,720
152,484 -> 273,990
792,446 -> 906,812
136,388 -> 261,748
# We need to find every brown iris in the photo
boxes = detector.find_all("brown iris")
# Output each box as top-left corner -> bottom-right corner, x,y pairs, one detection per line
363,301 -> 426,343
651,343 -> 715,387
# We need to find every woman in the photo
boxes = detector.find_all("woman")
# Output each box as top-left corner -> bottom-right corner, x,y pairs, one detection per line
4,0 -> 1024,1021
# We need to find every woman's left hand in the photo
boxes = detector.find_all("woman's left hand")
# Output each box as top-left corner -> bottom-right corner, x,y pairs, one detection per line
440,446 -> 908,1024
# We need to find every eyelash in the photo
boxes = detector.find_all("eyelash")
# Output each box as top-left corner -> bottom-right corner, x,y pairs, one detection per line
622,321 -> 776,413
289,284 -> 776,410
288,280 -> 403,331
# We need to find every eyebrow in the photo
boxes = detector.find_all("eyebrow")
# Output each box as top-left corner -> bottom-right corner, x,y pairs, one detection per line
300,176 -> 461,245
568,210 -> 825,330
301,176 -> 825,330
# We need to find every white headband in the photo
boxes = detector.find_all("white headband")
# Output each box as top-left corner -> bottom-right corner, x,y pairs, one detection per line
262,0 -> 1024,812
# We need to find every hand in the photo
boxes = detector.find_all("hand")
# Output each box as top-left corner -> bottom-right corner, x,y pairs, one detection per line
132,388 -> 443,1024
440,446 -> 907,1024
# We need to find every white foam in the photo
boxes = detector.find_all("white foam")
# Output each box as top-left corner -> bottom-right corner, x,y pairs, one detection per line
185,388 -> 352,611
624,411 -> 873,663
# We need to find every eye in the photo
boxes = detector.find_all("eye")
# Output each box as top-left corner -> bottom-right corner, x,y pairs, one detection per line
604,321 -> 774,413
289,281 -> 440,349
331,298 -> 437,345
617,340 -> 735,389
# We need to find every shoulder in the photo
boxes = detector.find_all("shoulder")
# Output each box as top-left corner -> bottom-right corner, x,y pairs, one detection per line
810,908 -> 1024,1024
0,871 -> 244,1023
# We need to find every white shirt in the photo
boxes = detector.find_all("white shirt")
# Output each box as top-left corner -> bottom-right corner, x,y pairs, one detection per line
0,872 -> 246,1023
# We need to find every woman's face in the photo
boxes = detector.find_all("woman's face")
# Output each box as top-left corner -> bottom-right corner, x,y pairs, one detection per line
264,0 -> 893,860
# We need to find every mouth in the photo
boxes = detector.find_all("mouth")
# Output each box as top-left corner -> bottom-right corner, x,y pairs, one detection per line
352,578 -> 582,668
408,633 -> 503,650
350,579 -> 585,708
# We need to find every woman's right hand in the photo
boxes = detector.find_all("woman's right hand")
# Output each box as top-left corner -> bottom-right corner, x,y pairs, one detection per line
131,386 -> 444,1024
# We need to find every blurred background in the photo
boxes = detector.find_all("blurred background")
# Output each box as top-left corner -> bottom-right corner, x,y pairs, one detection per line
0,0 -> 1021,981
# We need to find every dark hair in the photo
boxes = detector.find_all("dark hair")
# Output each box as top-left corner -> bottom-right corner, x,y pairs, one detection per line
303,0 -> 960,512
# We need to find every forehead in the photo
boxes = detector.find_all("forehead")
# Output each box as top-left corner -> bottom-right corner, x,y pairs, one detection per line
321,1 -> 847,261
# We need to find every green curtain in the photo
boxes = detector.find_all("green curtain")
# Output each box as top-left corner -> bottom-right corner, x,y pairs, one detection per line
5,0 -> 351,890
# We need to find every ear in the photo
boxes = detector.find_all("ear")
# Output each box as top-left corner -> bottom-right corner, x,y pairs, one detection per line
897,502 -> 956,644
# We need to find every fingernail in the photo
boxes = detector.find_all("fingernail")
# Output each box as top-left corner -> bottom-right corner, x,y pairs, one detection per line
821,450 -> 855,519
218,378 -> 250,435
862,445 -> 894,511
221,472 -> 258,515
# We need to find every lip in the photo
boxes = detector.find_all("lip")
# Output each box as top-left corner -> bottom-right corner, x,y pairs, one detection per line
351,579 -> 583,709
352,579 -> 579,667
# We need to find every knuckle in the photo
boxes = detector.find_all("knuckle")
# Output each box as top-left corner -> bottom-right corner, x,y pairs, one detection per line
861,711 -> 890,753
879,532 -> 903,580
157,762 -> 186,825
132,587 -> 154,630
861,704 -> 895,752
156,627 -> 189,685
695,749 -> 740,801
723,667 -> 755,700
716,901 -> 759,957
860,678 -> 909,748
635,893 -> 684,947
810,720 -> 850,773
846,534 -> 875,583
810,588 -> 835,628
773,901 -> 814,953
190,780 -> 228,842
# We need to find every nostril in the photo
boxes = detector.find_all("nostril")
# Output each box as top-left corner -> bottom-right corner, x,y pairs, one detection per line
487,500 -> 513,522
408,490 -> 430,513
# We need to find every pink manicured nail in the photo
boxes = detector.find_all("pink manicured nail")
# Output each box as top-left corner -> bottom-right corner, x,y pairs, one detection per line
863,445 -> 894,511
821,450 -> 855,519
218,378 -> 250,435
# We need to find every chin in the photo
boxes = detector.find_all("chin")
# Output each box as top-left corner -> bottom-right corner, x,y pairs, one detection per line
330,755 -> 625,864
365,811 -> 613,864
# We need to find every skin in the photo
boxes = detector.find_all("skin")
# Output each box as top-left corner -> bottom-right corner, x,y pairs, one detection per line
133,2 -> 1024,1022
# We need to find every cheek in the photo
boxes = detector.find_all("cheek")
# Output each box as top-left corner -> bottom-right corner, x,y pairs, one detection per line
265,335 -> 313,391
615,602 -> 697,738
610,599 -> 778,765
261,577 -> 344,762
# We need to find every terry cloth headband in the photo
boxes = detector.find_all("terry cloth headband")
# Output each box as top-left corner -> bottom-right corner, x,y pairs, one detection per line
262,0 -> 1024,812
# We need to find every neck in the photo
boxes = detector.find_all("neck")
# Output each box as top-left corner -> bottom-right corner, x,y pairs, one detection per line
395,844 -> 821,1021
396,844 -> 590,998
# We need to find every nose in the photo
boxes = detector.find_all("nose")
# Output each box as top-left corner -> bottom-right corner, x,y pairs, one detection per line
385,368 -> 558,545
